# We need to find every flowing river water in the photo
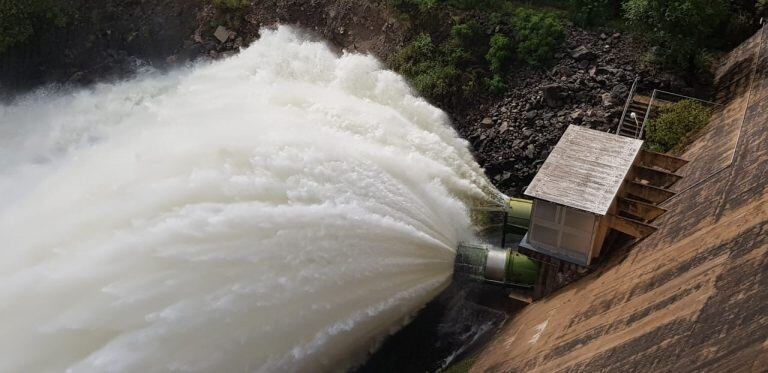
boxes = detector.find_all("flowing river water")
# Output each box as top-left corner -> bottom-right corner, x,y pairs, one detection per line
0,26 -> 504,372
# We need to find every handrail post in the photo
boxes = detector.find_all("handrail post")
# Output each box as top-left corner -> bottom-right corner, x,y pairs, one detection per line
639,89 -> 657,139
617,76 -> 640,135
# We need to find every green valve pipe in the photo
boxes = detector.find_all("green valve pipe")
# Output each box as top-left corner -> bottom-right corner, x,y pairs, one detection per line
506,197 -> 533,231
455,243 -> 539,288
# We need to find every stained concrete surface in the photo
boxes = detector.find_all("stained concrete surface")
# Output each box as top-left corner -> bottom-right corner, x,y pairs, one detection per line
472,24 -> 768,373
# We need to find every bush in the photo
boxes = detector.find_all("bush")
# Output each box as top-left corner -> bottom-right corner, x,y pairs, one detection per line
390,33 -> 460,101
389,0 -> 439,14
443,0 -> 498,9
486,75 -> 506,95
512,9 -> 565,66
388,2 -> 569,101
570,0 -> 610,26
451,20 -> 486,61
402,0 -> 497,10
0,0 -> 67,55
411,64 -> 461,98
623,0 -> 729,70
486,33 -> 514,74
644,100 -> 712,153
391,33 -> 434,71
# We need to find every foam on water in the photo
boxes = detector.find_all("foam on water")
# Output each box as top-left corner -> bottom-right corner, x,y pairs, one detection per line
0,26 -> 502,372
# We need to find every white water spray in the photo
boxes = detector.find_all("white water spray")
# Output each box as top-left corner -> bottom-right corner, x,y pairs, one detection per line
0,27 -> 502,372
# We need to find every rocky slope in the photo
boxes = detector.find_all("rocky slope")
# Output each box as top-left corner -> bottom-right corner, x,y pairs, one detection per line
456,26 -> 699,196
193,3 -> 703,197
0,2 -> 701,199
195,0 -> 407,58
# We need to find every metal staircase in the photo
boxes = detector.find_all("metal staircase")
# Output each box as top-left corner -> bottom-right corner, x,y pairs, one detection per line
616,77 -> 653,139
617,94 -> 652,138
617,77 -> 718,140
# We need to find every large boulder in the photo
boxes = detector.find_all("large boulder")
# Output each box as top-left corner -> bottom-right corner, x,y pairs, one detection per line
480,117 -> 494,128
542,84 -> 566,108
570,46 -> 596,61
214,26 -> 233,43
601,92 -> 615,107
611,83 -> 629,100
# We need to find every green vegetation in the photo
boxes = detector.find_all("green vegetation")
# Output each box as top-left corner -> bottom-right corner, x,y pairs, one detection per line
644,100 -> 712,153
0,0 -> 762,101
486,33 -> 514,73
0,0 -> 67,55
391,0 -> 499,12
622,0 -> 764,73
386,0 -> 765,104
390,33 -> 462,103
512,8 -> 565,66
389,2 -> 565,103
485,74 -> 507,94
623,0 -> 728,70
569,0 -> 611,26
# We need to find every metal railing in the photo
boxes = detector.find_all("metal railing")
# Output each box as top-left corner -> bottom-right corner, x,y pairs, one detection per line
616,76 -> 640,135
637,89 -> 721,139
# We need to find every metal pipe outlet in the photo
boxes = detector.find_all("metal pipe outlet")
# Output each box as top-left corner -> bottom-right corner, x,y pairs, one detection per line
455,243 -> 539,288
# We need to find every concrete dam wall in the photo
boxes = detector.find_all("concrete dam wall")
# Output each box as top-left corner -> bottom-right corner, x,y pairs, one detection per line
473,24 -> 768,372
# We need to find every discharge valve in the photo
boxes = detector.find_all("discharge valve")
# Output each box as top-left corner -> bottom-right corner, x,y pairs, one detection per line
454,243 -> 539,288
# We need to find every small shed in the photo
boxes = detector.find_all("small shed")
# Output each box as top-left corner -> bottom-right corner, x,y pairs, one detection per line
519,125 -> 670,266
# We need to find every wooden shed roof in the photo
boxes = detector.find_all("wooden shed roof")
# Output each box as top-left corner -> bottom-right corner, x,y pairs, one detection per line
524,125 -> 643,215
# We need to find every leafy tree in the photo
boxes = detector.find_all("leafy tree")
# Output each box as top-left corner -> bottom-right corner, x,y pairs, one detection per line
623,0 -> 729,70
512,9 -> 565,66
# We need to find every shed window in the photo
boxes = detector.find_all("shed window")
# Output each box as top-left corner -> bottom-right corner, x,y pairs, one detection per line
534,200 -> 558,222
565,208 -> 594,231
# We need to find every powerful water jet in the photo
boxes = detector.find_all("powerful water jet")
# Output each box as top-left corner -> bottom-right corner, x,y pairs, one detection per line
0,27 -> 505,372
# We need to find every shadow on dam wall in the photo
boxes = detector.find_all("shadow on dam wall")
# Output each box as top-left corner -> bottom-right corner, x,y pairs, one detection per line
356,279 -> 526,373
